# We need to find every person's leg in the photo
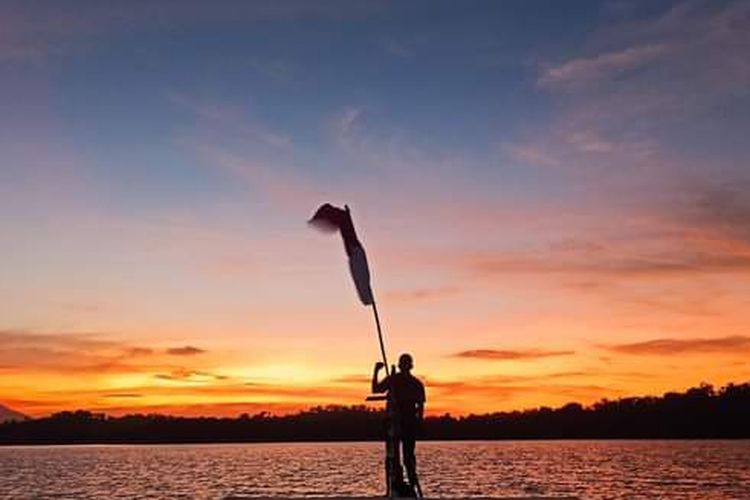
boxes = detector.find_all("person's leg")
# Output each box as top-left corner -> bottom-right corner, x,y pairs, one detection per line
388,417 -> 406,495
393,437 -> 405,486
402,433 -> 417,487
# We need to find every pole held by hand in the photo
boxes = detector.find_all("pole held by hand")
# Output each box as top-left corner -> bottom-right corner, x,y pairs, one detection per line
372,300 -> 390,378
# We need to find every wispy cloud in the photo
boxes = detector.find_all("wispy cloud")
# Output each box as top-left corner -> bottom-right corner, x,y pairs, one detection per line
0,330 -> 138,372
330,374 -> 371,384
0,330 -> 209,375
59,302 -> 102,314
687,181 -> 750,247
165,346 -> 205,356
168,92 -> 292,149
424,373 -> 625,413
126,347 -> 155,357
510,0 -> 750,192
190,144 -> 318,210
385,286 -> 462,303
465,249 -> 750,279
453,348 -> 574,361
331,106 -> 364,140
606,335 -> 750,355
502,143 -> 561,168
0,3 -> 85,63
545,1 -> 750,101
169,92 -> 327,211
154,369 -> 226,383
539,43 -> 672,89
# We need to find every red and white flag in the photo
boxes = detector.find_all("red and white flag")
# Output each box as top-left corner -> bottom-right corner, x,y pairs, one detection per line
309,203 -> 374,306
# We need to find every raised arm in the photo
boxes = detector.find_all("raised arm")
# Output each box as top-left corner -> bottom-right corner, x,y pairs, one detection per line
371,361 -> 389,393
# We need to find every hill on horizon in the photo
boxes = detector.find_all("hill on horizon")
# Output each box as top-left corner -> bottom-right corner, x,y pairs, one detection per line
0,403 -> 28,423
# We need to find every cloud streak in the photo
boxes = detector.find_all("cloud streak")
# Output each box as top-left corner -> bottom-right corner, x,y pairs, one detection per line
385,286 -> 462,303
466,250 -> 750,279
154,369 -> 227,383
539,43 -> 672,89
606,335 -> 750,355
0,330 -> 211,375
166,346 -> 205,356
453,348 -> 574,361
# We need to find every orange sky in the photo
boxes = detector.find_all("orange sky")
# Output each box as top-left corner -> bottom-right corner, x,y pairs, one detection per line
2,1 -> 750,418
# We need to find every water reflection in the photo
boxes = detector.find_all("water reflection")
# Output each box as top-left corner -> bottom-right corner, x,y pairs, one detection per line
1,440 -> 749,499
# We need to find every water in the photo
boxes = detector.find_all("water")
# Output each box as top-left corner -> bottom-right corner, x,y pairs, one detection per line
1,440 -> 749,499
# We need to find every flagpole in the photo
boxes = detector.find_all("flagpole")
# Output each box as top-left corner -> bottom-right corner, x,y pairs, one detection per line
372,297 -> 397,498
309,203 -> 399,496
371,299 -> 390,377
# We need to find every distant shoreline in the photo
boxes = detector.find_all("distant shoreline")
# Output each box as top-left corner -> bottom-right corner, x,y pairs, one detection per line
3,437 -> 750,447
2,381 -> 750,445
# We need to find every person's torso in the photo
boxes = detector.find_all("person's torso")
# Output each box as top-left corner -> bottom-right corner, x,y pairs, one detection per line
389,372 -> 423,420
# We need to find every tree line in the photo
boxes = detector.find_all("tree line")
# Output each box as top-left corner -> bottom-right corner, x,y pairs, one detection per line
1,381 -> 748,444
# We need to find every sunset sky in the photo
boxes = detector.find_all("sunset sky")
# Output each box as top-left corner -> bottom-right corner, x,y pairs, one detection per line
2,0 -> 750,417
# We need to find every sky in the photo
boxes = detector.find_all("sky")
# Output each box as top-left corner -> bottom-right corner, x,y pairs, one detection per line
1,0 -> 749,417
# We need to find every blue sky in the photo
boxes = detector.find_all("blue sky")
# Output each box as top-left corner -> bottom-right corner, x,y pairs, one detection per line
1,0 -> 750,416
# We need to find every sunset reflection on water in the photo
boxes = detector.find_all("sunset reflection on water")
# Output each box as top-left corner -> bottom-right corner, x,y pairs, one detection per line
1,440 -> 749,499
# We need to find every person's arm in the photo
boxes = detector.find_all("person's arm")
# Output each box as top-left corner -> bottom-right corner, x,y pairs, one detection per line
416,381 -> 426,421
371,362 -> 389,393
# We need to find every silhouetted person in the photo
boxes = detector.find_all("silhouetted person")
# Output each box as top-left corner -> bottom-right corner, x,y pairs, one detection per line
372,353 -> 425,495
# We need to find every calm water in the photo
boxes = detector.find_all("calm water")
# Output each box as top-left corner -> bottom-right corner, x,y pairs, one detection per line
1,440 -> 749,499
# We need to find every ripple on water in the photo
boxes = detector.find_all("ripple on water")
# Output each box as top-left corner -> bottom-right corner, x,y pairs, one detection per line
0,441 -> 749,499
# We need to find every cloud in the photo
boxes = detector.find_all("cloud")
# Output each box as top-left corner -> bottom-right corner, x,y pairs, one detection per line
453,348 -> 574,361
331,374 -> 371,384
191,145 -> 318,210
165,346 -> 205,356
0,330 -> 202,375
0,329 -> 113,350
0,330 -> 128,372
60,303 -> 102,314
154,369 -> 226,383
606,335 -> 750,355
565,131 -> 615,154
331,106 -> 364,139
539,43 -> 672,89
127,347 -> 154,357
94,401 -> 309,418
463,246 -> 750,281
616,290 -> 726,319
688,181 -> 750,246
502,143 -> 561,168
174,83 -> 322,212
423,374 -> 625,411
90,378 -> 365,404
168,92 -> 292,149
385,286 -> 462,303
509,0 -> 750,185
0,3 -> 86,63
426,371 -> 589,388
546,1 -> 749,98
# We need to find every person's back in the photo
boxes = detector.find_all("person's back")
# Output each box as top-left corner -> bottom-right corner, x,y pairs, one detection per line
390,370 -> 425,433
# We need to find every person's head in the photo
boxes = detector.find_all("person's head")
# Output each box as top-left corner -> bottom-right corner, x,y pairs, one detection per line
398,353 -> 413,373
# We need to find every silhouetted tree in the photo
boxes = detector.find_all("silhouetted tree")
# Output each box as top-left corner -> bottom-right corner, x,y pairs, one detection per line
1,382 -> 748,444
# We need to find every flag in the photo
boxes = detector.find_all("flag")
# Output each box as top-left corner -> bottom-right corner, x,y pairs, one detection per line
309,203 -> 374,306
